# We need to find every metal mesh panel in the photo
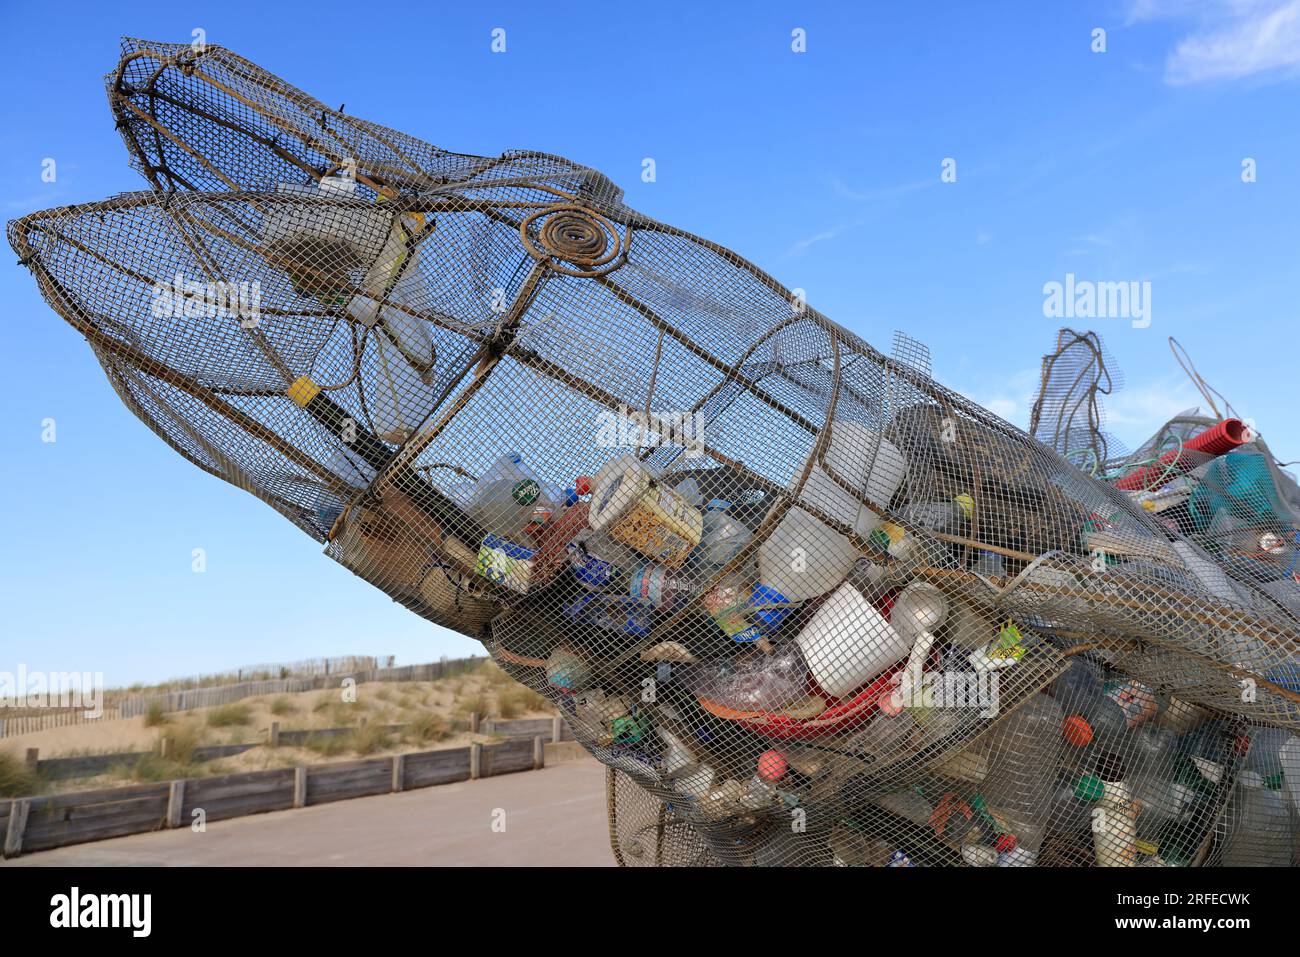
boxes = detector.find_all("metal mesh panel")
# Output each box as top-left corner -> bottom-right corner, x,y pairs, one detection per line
9,39 -> 1299,867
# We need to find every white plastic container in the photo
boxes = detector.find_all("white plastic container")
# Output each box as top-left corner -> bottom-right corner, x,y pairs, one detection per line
757,425 -> 907,605
794,582 -> 912,697
757,506 -> 860,604
798,422 -> 907,535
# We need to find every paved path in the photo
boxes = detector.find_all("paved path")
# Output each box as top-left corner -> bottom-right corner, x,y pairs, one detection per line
3,759 -> 615,867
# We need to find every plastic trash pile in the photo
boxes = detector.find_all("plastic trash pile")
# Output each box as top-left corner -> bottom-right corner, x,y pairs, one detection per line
11,39 -> 1299,867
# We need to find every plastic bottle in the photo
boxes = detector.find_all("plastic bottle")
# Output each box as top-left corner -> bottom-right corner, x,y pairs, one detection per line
687,645 -> 807,712
1220,771 -> 1292,866
1244,726 -> 1293,787
1130,767 -> 1196,844
691,499 -> 753,576
1281,735 -> 1300,815
850,710 -> 922,761
1048,772 -> 1105,842
466,452 -> 544,542
1056,670 -> 1160,754
627,562 -> 693,611
568,527 -> 635,590
1045,658 -> 1105,710
1128,724 -> 1179,777
977,694 -> 1065,855
1176,720 -> 1248,791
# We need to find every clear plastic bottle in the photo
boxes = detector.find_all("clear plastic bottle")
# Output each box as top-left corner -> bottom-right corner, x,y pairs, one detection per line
850,710 -> 922,762
568,527 -> 635,590
1048,773 -> 1104,840
1130,768 -> 1196,844
692,499 -> 753,576
1052,661 -> 1159,755
978,694 -> 1066,856
1220,770 -> 1292,866
1244,726 -> 1293,785
466,452 -> 543,542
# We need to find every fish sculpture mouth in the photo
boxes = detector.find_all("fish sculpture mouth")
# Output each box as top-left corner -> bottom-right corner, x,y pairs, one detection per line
8,37 -> 1299,868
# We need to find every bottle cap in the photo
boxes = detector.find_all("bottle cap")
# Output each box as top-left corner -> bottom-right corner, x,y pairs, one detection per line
1074,774 -> 1105,802
757,750 -> 788,782
994,833 -> 1017,853
1063,715 -> 1094,747
574,476 -> 592,496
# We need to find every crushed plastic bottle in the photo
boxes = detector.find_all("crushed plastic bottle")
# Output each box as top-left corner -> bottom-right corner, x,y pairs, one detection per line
691,499 -> 754,577
686,645 -> 809,713
977,694 -> 1066,855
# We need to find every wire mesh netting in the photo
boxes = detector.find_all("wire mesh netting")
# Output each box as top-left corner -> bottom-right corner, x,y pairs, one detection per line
9,39 -> 1300,867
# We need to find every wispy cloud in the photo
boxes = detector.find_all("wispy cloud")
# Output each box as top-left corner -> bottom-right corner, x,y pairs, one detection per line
1130,0 -> 1300,84
829,176 -> 937,203
784,217 -> 868,257
787,172 -> 954,256
2,191 -> 64,212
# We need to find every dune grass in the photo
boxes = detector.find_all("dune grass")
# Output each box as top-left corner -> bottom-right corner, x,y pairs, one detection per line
0,751 -> 42,797
206,702 -> 253,728
142,701 -> 169,728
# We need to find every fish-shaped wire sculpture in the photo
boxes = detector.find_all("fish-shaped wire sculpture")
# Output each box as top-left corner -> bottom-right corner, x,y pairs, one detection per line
11,39 -> 1300,867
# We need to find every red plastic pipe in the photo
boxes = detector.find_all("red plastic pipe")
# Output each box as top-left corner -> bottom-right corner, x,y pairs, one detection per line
1114,418 -> 1249,491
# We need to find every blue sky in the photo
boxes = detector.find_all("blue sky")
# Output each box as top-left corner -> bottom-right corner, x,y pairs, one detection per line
0,1 -> 1296,684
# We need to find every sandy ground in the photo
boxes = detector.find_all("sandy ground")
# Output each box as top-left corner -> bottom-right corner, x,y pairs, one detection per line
2,668 -> 556,793
1,759 -> 614,867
